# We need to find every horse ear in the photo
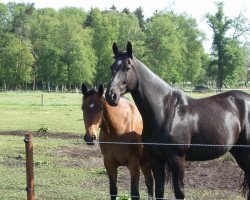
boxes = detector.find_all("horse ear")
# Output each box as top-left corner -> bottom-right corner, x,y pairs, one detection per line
82,83 -> 88,96
127,41 -> 133,58
112,42 -> 119,57
98,84 -> 104,97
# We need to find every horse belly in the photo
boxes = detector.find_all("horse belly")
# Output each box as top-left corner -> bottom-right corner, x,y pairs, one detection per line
101,144 -> 142,166
185,146 -> 229,161
185,112 -> 241,161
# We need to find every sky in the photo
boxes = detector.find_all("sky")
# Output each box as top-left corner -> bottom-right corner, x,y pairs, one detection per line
1,0 -> 250,52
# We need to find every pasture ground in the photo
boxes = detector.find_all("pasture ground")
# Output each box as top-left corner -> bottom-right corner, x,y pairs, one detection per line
0,91 -> 248,199
0,130 -> 245,199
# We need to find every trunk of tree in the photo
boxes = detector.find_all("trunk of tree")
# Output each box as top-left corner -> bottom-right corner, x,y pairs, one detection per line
3,80 -> 6,91
32,63 -> 37,90
47,81 -> 51,93
32,76 -> 36,90
67,63 -> 71,90
217,39 -> 224,91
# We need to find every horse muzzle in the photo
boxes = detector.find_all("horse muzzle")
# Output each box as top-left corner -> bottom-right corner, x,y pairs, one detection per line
105,90 -> 120,106
84,134 -> 96,145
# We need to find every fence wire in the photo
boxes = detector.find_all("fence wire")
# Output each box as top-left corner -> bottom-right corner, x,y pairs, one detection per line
1,137 -> 250,148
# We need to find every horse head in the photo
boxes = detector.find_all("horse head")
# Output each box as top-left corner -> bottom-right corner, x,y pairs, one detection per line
82,83 -> 104,145
105,42 -> 137,106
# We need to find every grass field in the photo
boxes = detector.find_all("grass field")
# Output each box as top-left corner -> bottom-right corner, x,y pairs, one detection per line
0,91 -> 247,199
0,91 -> 84,134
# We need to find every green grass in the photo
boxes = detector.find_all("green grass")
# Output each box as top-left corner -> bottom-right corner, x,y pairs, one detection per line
1,90 -> 248,133
0,91 -> 83,133
0,135 -> 110,200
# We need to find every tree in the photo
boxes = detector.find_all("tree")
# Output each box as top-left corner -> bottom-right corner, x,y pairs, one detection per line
57,8 -> 96,89
27,8 -> 61,90
134,7 -> 145,31
89,8 -> 145,84
145,12 -> 205,84
7,2 -> 35,37
206,2 -> 248,89
0,33 -> 34,89
174,14 -> 206,85
0,3 -> 9,34
90,8 -> 119,84
122,8 -> 130,15
110,5 -> 117,11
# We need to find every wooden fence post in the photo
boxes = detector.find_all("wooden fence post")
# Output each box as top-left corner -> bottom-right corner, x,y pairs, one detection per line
24,133 -> 35,200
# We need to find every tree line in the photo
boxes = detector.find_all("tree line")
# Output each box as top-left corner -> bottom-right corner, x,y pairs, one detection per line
0,2 -> 249,91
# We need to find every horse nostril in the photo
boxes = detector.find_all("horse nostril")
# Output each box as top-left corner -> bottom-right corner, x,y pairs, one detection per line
84,134 -> 96,145
111,93 -> 117,102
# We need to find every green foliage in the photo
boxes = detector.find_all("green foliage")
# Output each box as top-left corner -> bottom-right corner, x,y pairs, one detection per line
0,32 -> 34,89
37,126 -> 50,133
206,2 -> 248,89
89,8 -> 145,84
0,3 -> 10,33
0,2 -> 248,89
224,39 -> 247,85
57,10 -> 96,88
145,12 -> 205,84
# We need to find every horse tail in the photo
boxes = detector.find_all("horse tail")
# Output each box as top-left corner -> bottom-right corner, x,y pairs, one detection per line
241,172 -> 248,197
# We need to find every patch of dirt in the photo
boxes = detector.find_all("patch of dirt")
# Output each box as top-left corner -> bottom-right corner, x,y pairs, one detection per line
0,130 -> 83,139
185,159 -> 243,191
50,145 -> 104,168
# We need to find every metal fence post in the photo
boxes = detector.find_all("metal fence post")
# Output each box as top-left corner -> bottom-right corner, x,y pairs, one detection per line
24,133 -> 35,200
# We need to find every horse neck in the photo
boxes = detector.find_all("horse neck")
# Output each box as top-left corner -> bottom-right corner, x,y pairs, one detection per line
100,98 -> 118,139
131,59 -> 174,127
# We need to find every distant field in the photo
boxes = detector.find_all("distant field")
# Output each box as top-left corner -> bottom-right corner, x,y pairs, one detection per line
0,91 -> 84,134
1,90 -> 250,133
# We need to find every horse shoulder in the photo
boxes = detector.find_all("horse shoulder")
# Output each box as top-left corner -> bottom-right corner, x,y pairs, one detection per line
123,99 -> 143,134
163,91 -> 199,144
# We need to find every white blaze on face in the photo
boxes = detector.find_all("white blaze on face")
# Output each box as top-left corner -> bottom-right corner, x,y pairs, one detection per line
89,103 -> 94,108
117,60 -> 122,65
111,60 -> 123,86
113,60 -> 122,74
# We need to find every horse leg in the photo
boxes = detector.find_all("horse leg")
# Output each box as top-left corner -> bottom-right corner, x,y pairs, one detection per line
230,148 -> 250,199
168,155 -> 185,199
150,156 -> 166,199
140,162 -> 154,199
104,159 -> 118,200
128,159 -> 140,200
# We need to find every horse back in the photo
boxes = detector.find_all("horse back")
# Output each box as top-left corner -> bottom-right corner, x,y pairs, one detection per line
192,91 -> 250,135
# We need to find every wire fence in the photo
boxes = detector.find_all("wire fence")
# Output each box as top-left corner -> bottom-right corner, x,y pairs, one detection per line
3,136 -> 250,148
0,134 -> 247,199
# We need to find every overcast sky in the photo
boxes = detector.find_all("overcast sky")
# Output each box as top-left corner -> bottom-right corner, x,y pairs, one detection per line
1,0 -> 250,51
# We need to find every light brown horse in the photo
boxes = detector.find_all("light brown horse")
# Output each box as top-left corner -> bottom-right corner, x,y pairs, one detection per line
81,83 -> 153,200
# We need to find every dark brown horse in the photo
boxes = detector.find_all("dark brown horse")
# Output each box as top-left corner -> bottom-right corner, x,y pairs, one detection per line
82,83 -> 153,200
105,42 -> 250,199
